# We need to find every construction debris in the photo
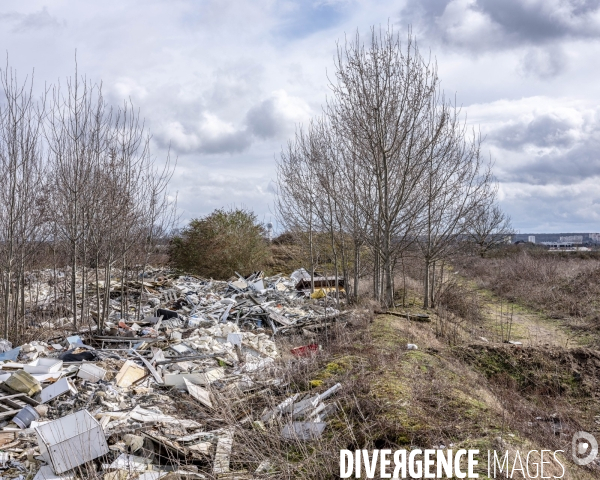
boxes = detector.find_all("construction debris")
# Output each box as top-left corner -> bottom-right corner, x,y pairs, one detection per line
36,410 -> 109,474
0,269 -> 347,478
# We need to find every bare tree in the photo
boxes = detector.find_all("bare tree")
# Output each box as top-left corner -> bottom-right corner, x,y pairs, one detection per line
276,25 -> 501,310
45,65 -> 177,331
467,200 -> 513,257
0,57 -> 177,342
415,91 -> 494,308
0,65 -> 47,339
327,26 -> 442,306
135,146 -> 177,321
46,70 -> 112,328
275,126 -> 321,293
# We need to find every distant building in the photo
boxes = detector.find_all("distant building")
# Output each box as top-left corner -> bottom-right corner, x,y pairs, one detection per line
266,222 -> 273,242
559,235 -> 583,244
546,242 -> 574,249
528,235 -> 535,243
514,233 -> 598,244
549,244 -> 591,252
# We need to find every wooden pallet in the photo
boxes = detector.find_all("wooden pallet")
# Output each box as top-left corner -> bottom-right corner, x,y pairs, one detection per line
0,392 -> 40,419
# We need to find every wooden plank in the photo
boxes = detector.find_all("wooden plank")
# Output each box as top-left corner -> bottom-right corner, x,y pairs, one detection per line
115,360 -> 146,388
93,336 -> 163,343
0,395 -> 28,409
0,431 -> 16,446
155,353 -> 218,366
0,409 -> 21,419
129,350 -> 163,385
0,387 -> 40,406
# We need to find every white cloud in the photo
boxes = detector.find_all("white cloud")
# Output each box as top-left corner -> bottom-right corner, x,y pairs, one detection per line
436,0 -> 505,50
0,0 -> 598,231
113,77 -> 149,100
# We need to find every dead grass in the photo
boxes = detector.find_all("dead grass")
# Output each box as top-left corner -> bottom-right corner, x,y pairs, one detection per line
455,251 -> 600,346
195,252 -> 600,479
60,265 -> 600,479
170,307 -> 599,478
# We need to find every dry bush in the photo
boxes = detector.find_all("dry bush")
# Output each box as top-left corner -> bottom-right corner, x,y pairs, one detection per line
265,243 -> 303,275
456,251 -> 600,344
392,261 -> 485,346
436,280 -> 482,324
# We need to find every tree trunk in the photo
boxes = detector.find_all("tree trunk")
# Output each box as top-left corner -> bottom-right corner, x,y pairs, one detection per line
95,256 -> 102,331
430,261 -> 436,308
353,241 -> 360,302
71,241 -> 78,329
423,258 -> 430,309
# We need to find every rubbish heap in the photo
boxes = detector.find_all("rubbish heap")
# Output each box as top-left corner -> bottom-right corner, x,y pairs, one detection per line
0,270 -> 346,479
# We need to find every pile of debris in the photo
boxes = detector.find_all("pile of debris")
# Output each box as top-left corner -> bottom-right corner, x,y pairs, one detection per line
0,270 -> 347,479
30,269 -> 343,336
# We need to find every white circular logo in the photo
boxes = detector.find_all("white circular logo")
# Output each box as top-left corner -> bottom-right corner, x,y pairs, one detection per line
572,431 -> 598,466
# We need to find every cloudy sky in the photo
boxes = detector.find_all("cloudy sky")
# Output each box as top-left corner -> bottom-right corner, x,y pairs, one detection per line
3,0 -> 600,233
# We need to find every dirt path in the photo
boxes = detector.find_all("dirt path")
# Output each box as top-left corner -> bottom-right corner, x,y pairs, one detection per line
479,293 -> 572,348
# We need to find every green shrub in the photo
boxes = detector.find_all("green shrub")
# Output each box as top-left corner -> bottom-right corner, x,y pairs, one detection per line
170,208 -> 269,279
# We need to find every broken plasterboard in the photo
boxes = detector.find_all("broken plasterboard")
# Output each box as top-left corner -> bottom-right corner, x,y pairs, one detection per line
105,453 -> 152,472
213,428 -> 234,475
24,358 -> 63,375
281,422 -> 327,440
188,441 -> 213,454
163,367 -> 225,387
77,363 -> 107,382
183,378 -> 213,409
